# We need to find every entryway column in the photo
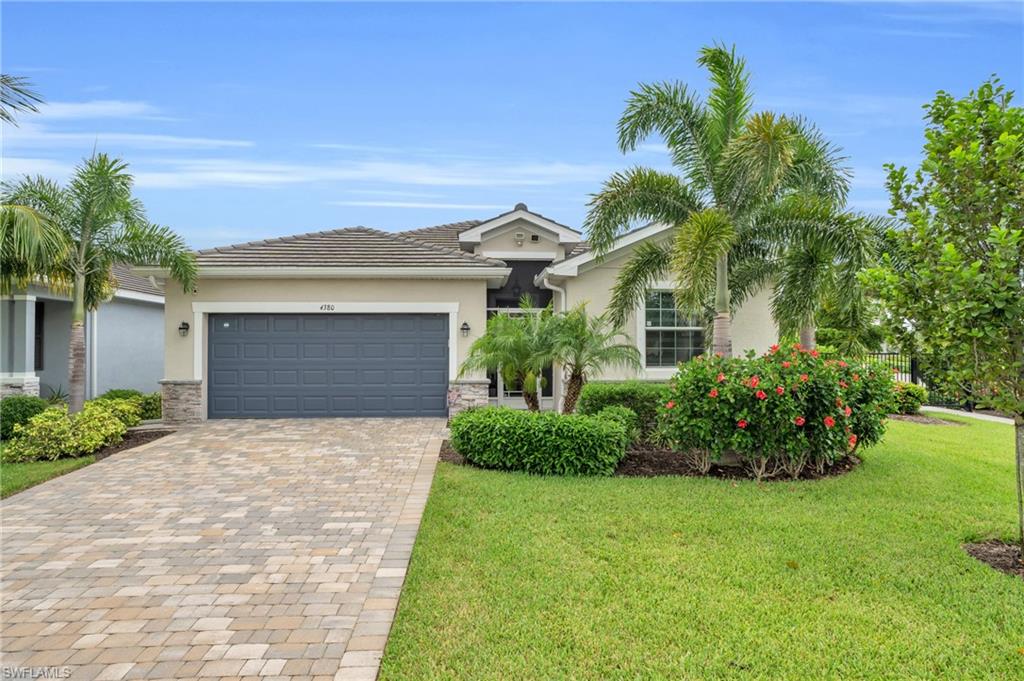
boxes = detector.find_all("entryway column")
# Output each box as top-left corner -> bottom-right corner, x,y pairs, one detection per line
1,294 -> 40,397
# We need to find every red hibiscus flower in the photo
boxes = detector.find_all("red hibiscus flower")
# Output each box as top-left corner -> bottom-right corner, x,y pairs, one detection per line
852,373 -> 860,382
781,361 -> 791,368
838,360 -> 848,367
775,386 -> 785,395
848,433 -> 858,448
839,380 -> 849,388
769,344 -> 780,354
794,416 -> 805,426
708,388 -> 719,398
665,401 -> 676,409
716,373 -> 726,383
823,416 -> 836,428
748,375 -> 760,388
810,349 -> 820,358
844,406 -> 853,417
755,390 -> 767,400
800,374 -> 809,382
793,343 -> 803,351
737,419 -> 748,429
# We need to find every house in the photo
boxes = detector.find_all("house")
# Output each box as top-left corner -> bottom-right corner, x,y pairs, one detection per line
139,204 -> 776,423
0,265 -> 166,400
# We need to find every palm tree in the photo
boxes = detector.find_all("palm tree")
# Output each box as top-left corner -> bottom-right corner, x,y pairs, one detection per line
2,154 -> 197,413
1,74 -> 43,125
550,305 -> 641,413
0,205 -> 70,294
585,44 -> 860,357
460,299 -> 556,411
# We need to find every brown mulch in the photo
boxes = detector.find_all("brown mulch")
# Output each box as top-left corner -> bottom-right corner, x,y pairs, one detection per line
964,541 -> 1024,580
94,429 -> 174,461
889,414 -> 964,426
438,440 -> 860,481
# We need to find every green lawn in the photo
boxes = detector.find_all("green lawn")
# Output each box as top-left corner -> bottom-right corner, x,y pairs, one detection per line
0,442 -> 95,498
381,416 -> 1023,680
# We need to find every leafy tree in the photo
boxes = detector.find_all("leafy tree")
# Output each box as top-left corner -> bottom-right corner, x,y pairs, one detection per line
460,299 -> 556,411
549,305 -> 641,414
0,74 -> 43,125
863,77 -> 1024,558
585,44 -> 868,356
2,155 -> 197,413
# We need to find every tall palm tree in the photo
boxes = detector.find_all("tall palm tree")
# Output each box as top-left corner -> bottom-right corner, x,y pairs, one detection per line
585,44 -> 860,357
2,154 -> 197,413
551,305 -> 641,413
0,205 -> 70,294
460,299 -> 556,411
1,74 -> 43,125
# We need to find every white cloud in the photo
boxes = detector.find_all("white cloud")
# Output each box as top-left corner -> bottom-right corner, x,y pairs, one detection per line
39,100 -> 163,120
3,121 -> 252,150
1,156 -> 75,180
328,200 -> 508,210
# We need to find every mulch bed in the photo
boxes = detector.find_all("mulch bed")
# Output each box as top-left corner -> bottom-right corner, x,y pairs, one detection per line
890,414 -> 964,426
439,440 -> 860,481
964,541 -> 1024,580
94,429 -> 174,461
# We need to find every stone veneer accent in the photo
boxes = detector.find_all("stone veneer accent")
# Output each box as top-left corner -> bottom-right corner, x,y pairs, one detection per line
0,375 -> 40,399
159,379 -> 203,424
447,379 -> 490,417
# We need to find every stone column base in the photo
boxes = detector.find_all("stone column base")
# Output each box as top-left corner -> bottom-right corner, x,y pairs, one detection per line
1,375 -> 40,399
447,379 -> 490,418
159,379 -> 203,424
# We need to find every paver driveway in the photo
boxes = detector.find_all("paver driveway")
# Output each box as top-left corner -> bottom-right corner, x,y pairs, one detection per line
1,418 -> 446,681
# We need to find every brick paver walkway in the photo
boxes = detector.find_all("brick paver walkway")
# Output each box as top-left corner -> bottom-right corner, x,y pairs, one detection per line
1,418 -> 445,681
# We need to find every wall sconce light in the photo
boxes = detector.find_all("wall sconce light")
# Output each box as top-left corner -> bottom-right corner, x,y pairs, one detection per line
460,322 -> 471,337
178,321 -> 190,337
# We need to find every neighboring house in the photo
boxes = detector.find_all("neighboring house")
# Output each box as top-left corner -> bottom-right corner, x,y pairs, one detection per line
139,204 -> 777,423
0,265 -> 165,400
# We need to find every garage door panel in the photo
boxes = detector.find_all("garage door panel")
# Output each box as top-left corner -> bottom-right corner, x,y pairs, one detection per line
208,313 -> 448,418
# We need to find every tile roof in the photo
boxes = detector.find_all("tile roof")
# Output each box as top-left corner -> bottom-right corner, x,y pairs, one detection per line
111,263 -> 163,296
193,226 -> 505,269
398,220 -> 483,249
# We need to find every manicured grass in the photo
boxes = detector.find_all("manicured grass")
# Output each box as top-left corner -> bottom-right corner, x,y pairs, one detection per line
381,416 -> 1023,679
0,442 -> 96,498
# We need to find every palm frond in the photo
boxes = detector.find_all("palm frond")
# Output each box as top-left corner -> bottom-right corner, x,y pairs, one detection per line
771,241 -> 833,337
671,208 -> 736,314
607,240 -> 672,326
0,74 -> 43,126
783,116 -> 851,204
583,167 -> 704,255
117,222 -> 198,292
696,43 -> 753,166
720,111 -> 800,215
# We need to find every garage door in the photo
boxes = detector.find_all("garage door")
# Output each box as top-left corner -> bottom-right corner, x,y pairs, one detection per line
207,313 -> 449,418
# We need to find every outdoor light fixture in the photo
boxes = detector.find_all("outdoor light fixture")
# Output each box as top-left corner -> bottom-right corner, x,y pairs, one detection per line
178,321 -> 190,337
460,322 -> 471,337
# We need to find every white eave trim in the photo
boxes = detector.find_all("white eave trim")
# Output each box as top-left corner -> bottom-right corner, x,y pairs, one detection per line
113,289 -> 164,304
458,209 -> 581,246
541,222 -> 670,279
135,265 -> 509,280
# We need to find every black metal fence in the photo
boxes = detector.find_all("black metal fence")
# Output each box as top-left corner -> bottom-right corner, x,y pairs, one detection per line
865,352 -> 970,410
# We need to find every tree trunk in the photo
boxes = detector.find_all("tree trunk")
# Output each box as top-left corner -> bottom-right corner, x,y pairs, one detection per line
522,389 -> 540,412
799,325 -> 816,350
67,273 -> 87,414
562,372 -> 584,414
712,254 -> 732,357
1015,415 -> 1024,563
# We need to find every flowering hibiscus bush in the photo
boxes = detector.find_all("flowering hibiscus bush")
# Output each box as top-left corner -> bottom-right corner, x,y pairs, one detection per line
657,344 -> 894,479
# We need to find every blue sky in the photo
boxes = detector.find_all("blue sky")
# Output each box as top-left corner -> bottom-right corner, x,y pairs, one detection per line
3,1 -> 1022,249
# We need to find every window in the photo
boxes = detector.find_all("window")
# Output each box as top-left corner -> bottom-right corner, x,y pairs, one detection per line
644,291 -> 704,367
34,301 -> 44,371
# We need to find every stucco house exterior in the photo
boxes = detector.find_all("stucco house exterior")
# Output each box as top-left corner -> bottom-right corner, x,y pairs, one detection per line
1,265 -> 166,400
140,204 -> 777,423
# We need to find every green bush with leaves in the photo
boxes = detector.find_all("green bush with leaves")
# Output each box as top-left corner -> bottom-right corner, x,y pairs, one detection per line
576,381 -> 668,439
891,382 -> 928,415
0,394 -> 49,440
658,346 -> 893,479
138,392 -> 161,420
597,405 -> 640,445
98,398 -> 142,428
3,401 -> 127,462
73,401 -> 127,454
450,407 -> 629,476
96,388 -> 161,420
99,388 -> 143,401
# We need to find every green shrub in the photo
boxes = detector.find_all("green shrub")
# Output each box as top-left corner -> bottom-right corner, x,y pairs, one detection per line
658,346 -> 894,479
96,388 -> 160,420
577,381 -> 668,438
450,407 -> 629,476
597,405 -> 640,445
95,398 -> 142,428
892,382 -> 928,414
3,402 -> 127,463
0,395 -> 49,440
99,388 -> 144,401
138,392 -> 161,420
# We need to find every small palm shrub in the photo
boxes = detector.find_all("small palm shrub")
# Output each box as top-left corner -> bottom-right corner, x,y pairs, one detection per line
892,382 -> 928,414
658,345 -> 894,480
450,407 -> 629,476
0,395 -> 49,440
577,381 -> 668,439
597,406 -> 640,445
3,402 -> 127,462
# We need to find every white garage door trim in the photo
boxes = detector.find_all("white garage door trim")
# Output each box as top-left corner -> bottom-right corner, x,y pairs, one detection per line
191,302 -> 460,381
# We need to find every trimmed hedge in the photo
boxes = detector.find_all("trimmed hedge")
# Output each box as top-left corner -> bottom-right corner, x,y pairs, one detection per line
450,407 -> 629,476
892,382 -> 928,414
97,389 -> 161,420
2,400 -> 129,463
0,395 -> 49,440
576,381 -> 668,438
597,405 -> 640,445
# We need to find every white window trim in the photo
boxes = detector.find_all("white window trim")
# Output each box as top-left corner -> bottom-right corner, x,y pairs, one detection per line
634,285 -> 704,380
189,301 -> 461,381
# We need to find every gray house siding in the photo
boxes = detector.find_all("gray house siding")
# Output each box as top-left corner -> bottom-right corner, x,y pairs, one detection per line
36,299 -> 74,399
94,298 -> 164,395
